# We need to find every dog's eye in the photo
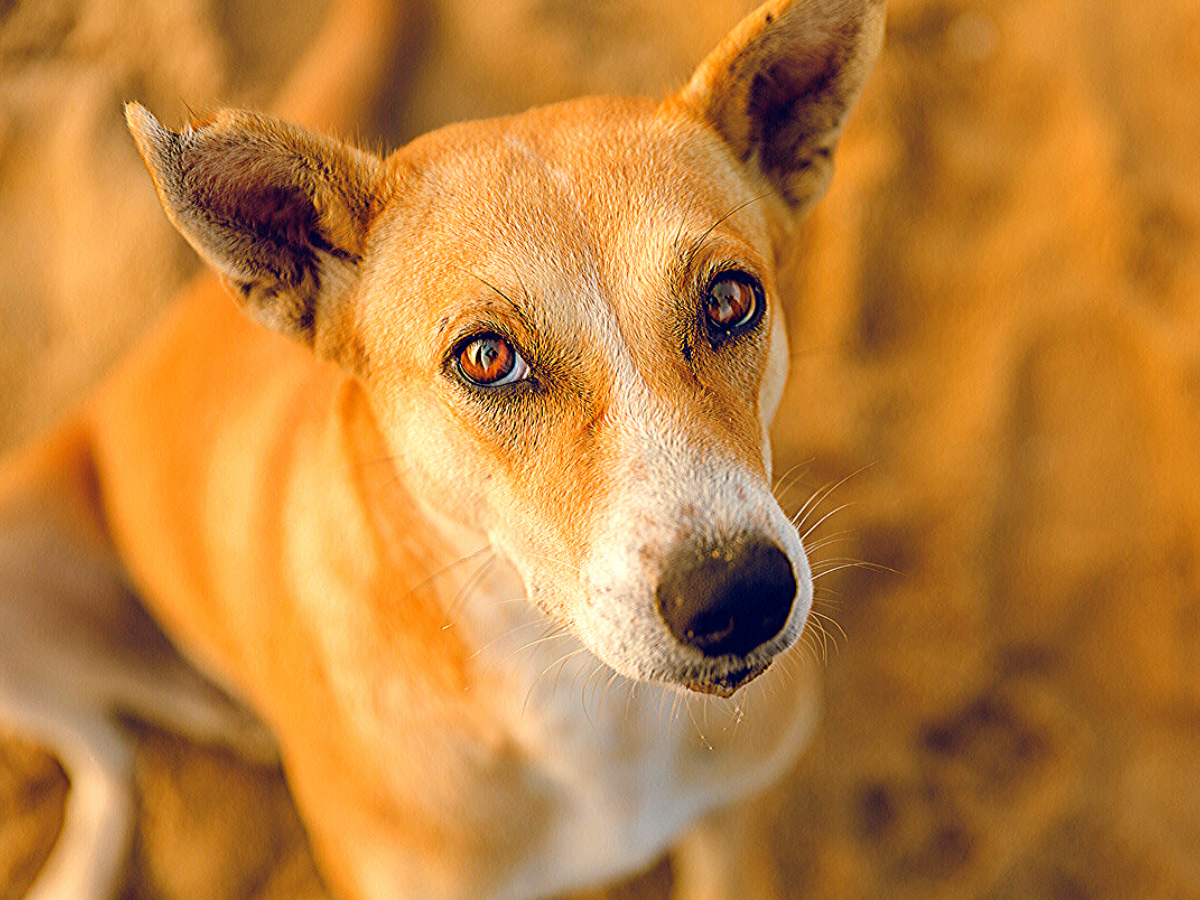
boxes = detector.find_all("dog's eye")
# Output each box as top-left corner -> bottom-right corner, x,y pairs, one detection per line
704,272 -> 762,334
457,334 -> 530,386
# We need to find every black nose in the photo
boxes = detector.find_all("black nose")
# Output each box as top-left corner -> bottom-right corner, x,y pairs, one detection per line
655,538 -> 796,657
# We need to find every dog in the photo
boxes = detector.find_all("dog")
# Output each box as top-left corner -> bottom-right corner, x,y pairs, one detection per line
0,0 -> 885,897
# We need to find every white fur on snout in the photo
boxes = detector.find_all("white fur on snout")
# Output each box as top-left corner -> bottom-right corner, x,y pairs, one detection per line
576,436 -> 813,690
522,288 -> 816,690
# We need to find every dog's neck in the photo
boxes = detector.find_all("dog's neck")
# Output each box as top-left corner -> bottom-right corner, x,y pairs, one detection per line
320,375 -> 482,679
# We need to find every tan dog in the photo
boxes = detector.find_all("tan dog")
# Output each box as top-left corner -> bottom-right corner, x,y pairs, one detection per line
0,1 -> 884,898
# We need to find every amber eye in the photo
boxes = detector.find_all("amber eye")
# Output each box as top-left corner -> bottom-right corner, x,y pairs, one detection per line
704,272 -> 762,333
457,333 -> 530,386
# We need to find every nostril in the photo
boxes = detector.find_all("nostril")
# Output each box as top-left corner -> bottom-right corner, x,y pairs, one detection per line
656,538 -> 796,658
686,608 -> 736,651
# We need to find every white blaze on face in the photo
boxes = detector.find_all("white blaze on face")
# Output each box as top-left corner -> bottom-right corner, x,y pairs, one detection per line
560,306 -> 811,688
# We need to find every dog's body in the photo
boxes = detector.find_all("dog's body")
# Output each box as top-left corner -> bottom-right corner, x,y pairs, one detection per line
0,2 -> 884,899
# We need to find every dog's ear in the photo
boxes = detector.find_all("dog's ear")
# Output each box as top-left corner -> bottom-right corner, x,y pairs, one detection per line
676,0 -> 885,218
126,104 -> 384,349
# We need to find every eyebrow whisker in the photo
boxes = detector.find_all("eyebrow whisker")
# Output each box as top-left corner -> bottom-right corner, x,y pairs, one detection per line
681,192 -> 771,269
466,269 -> 519,307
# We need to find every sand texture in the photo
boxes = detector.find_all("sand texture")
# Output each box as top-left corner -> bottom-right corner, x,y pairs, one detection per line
1,0 -> 1198,897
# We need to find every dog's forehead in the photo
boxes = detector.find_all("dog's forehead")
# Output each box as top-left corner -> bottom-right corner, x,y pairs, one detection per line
395,96 -> 751,227
368,97 -> 769,354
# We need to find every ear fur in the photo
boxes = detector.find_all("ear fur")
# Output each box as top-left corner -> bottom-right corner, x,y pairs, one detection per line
676,0 -> 885,215
126,104 -> 384,348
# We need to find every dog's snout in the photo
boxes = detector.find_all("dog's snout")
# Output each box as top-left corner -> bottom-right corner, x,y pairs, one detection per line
656,538 -> 796,657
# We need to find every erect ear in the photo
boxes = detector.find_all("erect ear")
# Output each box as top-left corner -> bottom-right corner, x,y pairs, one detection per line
676,0 -> 885,217
126,104 -> 385,349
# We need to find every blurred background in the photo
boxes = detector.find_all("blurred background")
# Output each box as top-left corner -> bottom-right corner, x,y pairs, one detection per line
1,0 -> 1198,898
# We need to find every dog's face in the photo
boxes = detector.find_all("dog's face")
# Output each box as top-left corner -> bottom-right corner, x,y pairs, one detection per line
129,0 -> 885,696
357,99 -> 803,694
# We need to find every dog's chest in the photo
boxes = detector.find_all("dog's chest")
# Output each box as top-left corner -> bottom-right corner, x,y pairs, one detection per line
339,558 -> 817,900
472,630 -> 815,900
340,603 -> 816,900
507,674 -> 737,893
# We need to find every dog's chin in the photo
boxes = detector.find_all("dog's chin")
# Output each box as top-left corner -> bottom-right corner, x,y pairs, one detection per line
682,658 -> 773,698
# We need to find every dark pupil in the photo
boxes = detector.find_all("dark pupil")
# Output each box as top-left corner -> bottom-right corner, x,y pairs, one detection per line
475,342 -> 498,370
464,337 -> 511,382
707,279 -> 752,327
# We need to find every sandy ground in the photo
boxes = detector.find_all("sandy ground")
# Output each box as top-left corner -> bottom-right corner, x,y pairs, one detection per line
1,0 -> 1198,898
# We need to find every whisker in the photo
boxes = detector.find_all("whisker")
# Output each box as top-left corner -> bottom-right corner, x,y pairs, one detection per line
525,646 -> 589,715
657,684 -> 674,721
571,655 -> 598,694
671,210 -> 690,266
551,647 -> 591,699
812,561 -> 894,582
809,617 -> 830,663
789,470 -> 845,528
406,546 -> 493,610
668,688 -> 684,725
809,609 -> 847,645
790,481 -> 834,533
600,669 -> 623,710
467,616 -> 544,660
682,193 -> 772,269
791,463 -> 875,535
801,502 -> 855,542
507,259 -> 533,311
465,269 -> 520,308
728,692 -> 748,739
780,645 -> 804,685
803,531 -> 855,553
623,679 -> 638,722
798,629 -> 822,668
443,553 -> 499,619
771,460 -> 813,499
586,660 -> 614,717
811,557 -> 899,576
687,698 -> 713,751
505,627 -> 569,660
579,660 -> 606,726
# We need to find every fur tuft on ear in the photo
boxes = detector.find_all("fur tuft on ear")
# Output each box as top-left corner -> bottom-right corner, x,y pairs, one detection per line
126,104 -> 385,347
675,0 -> 885,215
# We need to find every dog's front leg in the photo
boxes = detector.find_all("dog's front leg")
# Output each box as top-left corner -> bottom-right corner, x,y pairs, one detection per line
0,694 -> 134,900
670,792 -> 784,900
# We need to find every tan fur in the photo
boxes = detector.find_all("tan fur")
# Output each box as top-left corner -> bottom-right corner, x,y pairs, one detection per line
0,2 -> 884,898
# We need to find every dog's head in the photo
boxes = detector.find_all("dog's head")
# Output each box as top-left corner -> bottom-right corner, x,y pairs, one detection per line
129,0 -> 884,697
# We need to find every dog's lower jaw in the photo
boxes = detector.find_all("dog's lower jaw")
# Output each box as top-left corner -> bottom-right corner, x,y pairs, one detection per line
685,658 -> 774,697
